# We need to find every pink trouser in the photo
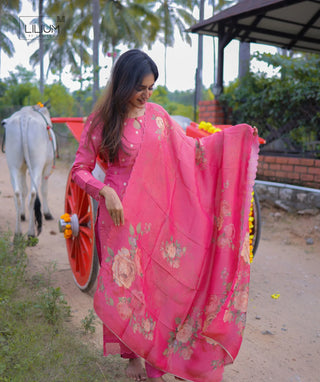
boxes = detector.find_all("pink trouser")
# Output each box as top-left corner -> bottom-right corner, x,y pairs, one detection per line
120,342 -> 165,378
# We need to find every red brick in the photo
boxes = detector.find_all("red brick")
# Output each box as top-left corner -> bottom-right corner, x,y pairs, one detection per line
200,112 -> 212,118
212,119 -> 224,124
315,160 -> 320,168
277,171 -> 290,178
289,158 -> 302,165
295,166 -> 308,174
207,104 -> 221,109
264,156 -> 276,163
308,167 -> 320,175
264,170 -> 276,177
199,100 -> 212,106
270,164 -> 281,171
286,157 -> 298,164
301,174 -> 314,181
289,173 -> 300,180
299,158 -> 315,166
212,112 -> 225,118
275,157 -> 289,164
280,164 -> 294,172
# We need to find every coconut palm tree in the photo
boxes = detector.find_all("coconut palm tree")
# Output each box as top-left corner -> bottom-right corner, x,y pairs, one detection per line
29,35 -> 91,84
45,0 -> 91,90
91,0 -> 100,104
29,1 -> 91,90
26,0 -> 45,94
0,0 -> 22,79
148,0 -> 196,88
100,0 -> 160,64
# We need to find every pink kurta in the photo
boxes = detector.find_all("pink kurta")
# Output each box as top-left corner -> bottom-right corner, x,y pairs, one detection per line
72,102 -> 259,382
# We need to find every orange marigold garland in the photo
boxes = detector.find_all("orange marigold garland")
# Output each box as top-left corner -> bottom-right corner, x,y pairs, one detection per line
60,213 -> 72,239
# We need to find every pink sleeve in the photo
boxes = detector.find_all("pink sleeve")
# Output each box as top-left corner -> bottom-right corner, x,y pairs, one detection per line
71,115 -> 106,201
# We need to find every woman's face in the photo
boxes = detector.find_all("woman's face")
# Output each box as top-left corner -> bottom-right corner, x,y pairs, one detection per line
129,73 -> 155,110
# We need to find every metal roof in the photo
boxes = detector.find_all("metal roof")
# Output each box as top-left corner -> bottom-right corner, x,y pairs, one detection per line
190,0 -> 320,54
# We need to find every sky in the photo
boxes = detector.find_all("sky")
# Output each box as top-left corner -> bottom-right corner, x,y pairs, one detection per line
1,1 -> 278,93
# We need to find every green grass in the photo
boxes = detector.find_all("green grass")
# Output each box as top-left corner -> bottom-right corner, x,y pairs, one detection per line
0,232 -> 128,382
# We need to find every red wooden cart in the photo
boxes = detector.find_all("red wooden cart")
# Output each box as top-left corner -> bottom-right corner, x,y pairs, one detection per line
52,117 -> 263,292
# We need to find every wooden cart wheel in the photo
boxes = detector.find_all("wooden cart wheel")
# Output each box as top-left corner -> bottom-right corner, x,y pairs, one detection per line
251,189 -> 261,258
63,170 -> 99,292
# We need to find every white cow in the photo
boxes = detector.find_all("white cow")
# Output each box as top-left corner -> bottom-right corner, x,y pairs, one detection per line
2,103 -> 56,239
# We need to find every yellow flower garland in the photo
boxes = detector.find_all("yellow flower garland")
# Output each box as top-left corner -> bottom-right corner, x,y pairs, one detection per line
249,193 -> 255,263
198,121 -> 222,134
60,213 -> 72,239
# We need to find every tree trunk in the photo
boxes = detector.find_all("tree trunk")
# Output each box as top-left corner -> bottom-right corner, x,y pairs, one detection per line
212,0 -> 216,85
39,0 -> 44,95
0,7 -> 2,80
92,0 -> 100,106
195,0 -> 205,120
164,44 -> 167,88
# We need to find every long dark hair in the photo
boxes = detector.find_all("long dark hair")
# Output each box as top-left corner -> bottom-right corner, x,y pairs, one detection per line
89,49 -> 158,163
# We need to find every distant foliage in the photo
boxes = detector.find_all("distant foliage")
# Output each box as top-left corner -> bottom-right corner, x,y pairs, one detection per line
0,65 -> 214,122
219,53 -> 320,152
0,67 -> 74,119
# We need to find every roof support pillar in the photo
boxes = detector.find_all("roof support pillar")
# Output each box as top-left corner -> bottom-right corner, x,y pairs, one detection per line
215,26 -> 232,98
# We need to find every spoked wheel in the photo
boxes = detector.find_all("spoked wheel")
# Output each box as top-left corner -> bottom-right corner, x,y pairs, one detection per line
62,170 -> 99,292
251,188 -> 261,258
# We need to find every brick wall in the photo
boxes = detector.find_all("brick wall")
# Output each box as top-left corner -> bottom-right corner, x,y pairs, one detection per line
198,100 -> 320,189
257,155 -> 320,189
198,100 -> 232,125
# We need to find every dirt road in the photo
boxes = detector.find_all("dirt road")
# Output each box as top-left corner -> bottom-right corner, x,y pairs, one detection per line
1,151 -> 319,382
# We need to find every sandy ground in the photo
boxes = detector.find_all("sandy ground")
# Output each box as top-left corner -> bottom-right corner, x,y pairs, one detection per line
0,151 -> 320,382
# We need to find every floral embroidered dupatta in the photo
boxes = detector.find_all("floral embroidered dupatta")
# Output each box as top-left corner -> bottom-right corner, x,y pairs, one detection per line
94,103 -> 259,381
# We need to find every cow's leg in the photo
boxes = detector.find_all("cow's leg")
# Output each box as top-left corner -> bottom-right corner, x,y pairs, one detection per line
41,171 -> 53,220
9,168 -> 24,237
20,169 -> 28,221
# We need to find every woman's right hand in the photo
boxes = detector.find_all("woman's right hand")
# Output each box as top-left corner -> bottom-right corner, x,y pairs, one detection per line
99,186 -> 124,226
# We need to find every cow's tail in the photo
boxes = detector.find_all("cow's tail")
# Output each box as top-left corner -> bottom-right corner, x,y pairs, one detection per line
1,119 -> 6,153
34,194 -> 42,235
20,115 -> 43,236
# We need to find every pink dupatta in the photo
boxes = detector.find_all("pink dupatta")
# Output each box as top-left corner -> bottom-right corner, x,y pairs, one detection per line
94,103 -> 259,381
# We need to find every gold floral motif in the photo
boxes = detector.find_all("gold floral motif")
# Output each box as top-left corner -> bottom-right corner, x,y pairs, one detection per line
112,247 -> 136,289
131,314 -> 156,341
117,297 -> 132,320
217,224 -> 235,249
195,140 -> 206,168
215,200 -> 232,230
161,237 -> 186,268
240,232 -> 251,264
163,313 -> 201,360
203,295 -> 220,332
155,116 -> 167,140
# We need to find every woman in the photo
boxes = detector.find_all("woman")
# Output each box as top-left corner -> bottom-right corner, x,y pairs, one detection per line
72,49 -> 259,382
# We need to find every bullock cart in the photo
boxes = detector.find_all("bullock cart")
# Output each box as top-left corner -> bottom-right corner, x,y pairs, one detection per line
52,117 -> 263,292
